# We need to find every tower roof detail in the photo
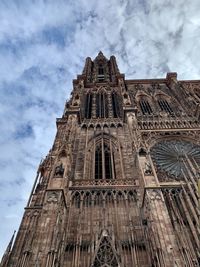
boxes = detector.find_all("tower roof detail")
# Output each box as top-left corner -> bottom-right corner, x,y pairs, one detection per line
94,51 -> 108,62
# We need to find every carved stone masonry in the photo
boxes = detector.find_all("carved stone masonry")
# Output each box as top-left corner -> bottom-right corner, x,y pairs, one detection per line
1,52 -> 200,267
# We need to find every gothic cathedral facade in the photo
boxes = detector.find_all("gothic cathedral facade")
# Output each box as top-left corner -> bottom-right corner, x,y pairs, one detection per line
1,52 -> 200,267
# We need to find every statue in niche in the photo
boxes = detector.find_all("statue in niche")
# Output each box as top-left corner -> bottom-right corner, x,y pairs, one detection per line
144,160 -> 152,175
127,112 -> 137,130
54,162 -> 65,177
47,192 -> 59,203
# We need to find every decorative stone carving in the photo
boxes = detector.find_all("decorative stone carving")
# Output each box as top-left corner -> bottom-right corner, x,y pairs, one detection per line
147,190 -> 163,201
47,192 -> 59,203
151,139 -> 200,178
144,160 -> 152,175
5,53 -> 200,267
54,162 -> 65,177
127,112 -> 137,130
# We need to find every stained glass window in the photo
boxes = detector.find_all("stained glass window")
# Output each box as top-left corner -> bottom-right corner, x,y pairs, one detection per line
151,140 -> 200,178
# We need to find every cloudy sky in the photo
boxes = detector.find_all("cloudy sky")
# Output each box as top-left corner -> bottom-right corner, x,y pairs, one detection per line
0,0 -> 200,258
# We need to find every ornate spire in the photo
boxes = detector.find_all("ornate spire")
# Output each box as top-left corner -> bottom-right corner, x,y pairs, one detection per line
94,51 -> 108,62
0,231 -> 16,267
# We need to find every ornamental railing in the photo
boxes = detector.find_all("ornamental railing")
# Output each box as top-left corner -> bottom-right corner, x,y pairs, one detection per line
137,114 -> 200,130
71,178 -> 138,188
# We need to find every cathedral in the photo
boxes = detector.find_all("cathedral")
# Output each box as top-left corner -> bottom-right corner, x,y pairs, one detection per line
1,52 -> 200,267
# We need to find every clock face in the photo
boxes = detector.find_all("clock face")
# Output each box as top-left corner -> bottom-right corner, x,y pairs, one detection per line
151,140 -> 200,178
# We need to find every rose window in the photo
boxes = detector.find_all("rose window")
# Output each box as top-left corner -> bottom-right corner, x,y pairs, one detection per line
151,140 -> 200,178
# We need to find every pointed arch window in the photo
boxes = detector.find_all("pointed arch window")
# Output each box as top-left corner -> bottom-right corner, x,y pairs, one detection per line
95,145 -> 103,180
158,99 -> 173,113
104,144 -> 113,179
98,64 -> 104,75
85,93 -> 93,119
139,99 -> 152,115
95,140 -> 115,180
112,92 -> 120,118
98,64 -> 105,82
96,93 -> 108,118
92,235 -> 119,266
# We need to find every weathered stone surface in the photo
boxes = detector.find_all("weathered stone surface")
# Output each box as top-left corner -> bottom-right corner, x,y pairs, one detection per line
1,52 -> 200,267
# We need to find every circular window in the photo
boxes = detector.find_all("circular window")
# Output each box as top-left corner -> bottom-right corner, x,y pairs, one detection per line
151,140 -> 200,178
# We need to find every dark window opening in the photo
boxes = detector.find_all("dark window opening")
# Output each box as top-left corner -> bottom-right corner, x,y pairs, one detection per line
139,148 -> 147,157
112,92 -> 119,118
95,141 -> 115,180
104,144 -> 112,179
98,65 -> 104,75
85,94 -> 93,119
158,99 -> 173,113
95,145 -> 102,180
139,100 -> 152,115
80,242 -> 90,251
65,243 -> 75,252
98,65 -> 105,82
101,93 -> 104,117
96,93 -> 108,118
96,93 -> 100,118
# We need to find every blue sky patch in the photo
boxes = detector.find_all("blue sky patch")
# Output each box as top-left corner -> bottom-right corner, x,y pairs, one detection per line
14,123 -> 34,139
0,0 -> 200,260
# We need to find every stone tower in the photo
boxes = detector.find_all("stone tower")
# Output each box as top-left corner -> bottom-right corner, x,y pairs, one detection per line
1,52 -> 200,267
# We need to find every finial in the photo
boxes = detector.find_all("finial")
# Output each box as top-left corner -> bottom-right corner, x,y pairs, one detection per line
0,230 -> 16,266
95,51 -> 107,61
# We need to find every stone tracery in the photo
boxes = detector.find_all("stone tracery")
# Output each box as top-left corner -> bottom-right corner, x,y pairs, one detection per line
2,52 -> 200,267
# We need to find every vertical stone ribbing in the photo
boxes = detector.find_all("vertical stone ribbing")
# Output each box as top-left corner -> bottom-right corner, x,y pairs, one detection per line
2,53 -> 200,267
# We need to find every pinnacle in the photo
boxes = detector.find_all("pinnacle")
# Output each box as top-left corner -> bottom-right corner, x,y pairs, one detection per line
95,51 -> 107,61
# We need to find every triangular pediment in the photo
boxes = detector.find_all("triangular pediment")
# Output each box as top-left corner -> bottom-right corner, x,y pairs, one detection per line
94,51 -> 108,64
90,230 -> 121,267
154,90 -> 171,100
135,90 -> 151,101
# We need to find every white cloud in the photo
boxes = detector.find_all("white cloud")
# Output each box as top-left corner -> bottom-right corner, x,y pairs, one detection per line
0,0 -> 200,259
0,1 -> 76,42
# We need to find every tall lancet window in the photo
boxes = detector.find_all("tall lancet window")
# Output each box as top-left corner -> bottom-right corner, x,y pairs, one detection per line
95,144 -> 103,180
96,93 -> 108,118
158,99 -> 173,113
139,99 -> 152,115
85,93 -> 93,119
98,64 -> 105,82
104,143 -> 113,179
98,64 -> 104,75
112,92 -> 120,118
95,140 -> 115,180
